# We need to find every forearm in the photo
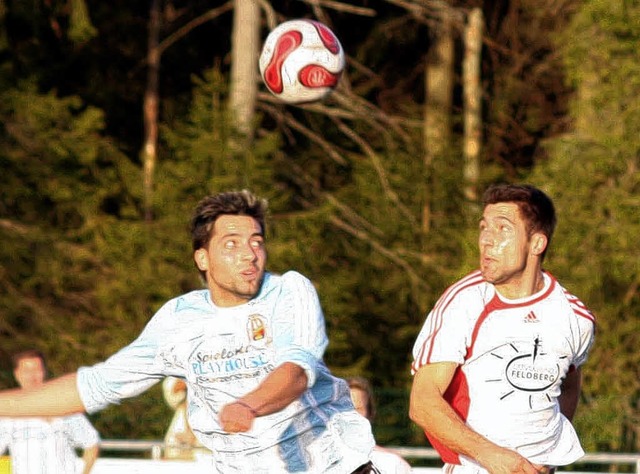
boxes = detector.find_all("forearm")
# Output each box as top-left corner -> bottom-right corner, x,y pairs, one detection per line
218,362 -> 308,433
409,364 -> 544,474
82,444 -> 100,474
0,373 -> 85,417
240,362 -> 308,415
410,385 -> 499,463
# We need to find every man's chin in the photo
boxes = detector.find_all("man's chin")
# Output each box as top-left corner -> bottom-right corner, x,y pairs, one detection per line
242,277 -> 264,298
480,268 -> 498,284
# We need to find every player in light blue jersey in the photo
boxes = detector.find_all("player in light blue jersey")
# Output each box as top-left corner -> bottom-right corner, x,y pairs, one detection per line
0,190 -> 377,473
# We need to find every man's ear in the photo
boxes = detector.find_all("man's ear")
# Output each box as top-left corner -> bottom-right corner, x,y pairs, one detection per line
530,233 -> 548,257
194,249 -> 208,271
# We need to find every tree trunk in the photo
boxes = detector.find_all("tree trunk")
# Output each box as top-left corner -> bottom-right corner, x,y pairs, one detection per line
422,10 -> 454,236
462,7 -> 483,202
229,0 -> 259,142
142,0 -> 161,221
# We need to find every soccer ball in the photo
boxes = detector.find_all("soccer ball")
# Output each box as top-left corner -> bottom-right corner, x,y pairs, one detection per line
259,19 -> 345,104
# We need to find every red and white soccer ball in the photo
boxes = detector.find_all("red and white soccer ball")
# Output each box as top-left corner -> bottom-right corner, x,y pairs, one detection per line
259,19 -> 345,104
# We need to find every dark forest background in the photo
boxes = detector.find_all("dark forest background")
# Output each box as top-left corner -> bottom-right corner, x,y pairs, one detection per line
0,0 -> 638,455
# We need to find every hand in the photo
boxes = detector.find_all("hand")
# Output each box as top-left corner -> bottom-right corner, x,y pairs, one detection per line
532,464 -> 552,474
479,447 -> 551,474
218,400 -> 257,433
173,379 -> 187,394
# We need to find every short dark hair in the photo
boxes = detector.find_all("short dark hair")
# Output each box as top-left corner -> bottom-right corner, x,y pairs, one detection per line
189,191 -> 268,282
482,184 -> 557,259
190,190 -> 268,252
11,349 -> 46,370
346,376 -> 376,421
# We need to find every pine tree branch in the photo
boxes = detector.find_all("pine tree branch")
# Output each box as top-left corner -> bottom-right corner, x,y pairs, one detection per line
158,2 -> 234,56
329,115 -> 417,224
383,0 -> 466,29
328,214 -> 426,291
287,162 -> 429,296
257,101 -> 348,165
0,219 -> 29,234
296,0 -> 377,17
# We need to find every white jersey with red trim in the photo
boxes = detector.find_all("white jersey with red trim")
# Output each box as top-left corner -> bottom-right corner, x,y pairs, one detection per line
412,270 -> 595,470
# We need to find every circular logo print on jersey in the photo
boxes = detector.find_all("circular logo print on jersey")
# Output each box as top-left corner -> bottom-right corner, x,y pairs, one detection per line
505,354 -> 559,392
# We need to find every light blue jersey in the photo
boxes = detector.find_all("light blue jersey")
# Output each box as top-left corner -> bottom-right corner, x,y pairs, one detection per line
77,271 -> 374,473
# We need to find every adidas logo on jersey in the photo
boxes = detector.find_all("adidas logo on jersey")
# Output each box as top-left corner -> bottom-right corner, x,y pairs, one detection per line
524,311 -> 538,323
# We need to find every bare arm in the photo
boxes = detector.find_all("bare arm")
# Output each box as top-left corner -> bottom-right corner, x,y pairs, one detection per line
0,373 -> 85,417
409,363 -> 548,474
558,366 -> 582,421
81,443 -> 100,474
219,362 -> 308,433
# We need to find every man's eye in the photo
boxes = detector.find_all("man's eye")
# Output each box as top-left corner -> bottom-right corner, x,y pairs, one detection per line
251,240 -> 264,249
224,240 -> 236,249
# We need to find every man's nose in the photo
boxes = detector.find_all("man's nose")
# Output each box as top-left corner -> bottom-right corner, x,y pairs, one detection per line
479,230 -> 494,247
240,243 -> 257,260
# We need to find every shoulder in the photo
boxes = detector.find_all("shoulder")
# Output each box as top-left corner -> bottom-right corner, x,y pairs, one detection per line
433,270 -> 489,311
64,414 -> 97,431
170,289 -> 210,311
261,271 -> 317,295
548,273 -> 596,326
65,413 -> 92,424
265,270 -> 312,284
64,414 -> 100,442
149,289 -> 210,323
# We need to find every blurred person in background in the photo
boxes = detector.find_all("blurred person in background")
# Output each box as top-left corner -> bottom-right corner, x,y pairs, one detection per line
348,377 -> 412,474
162,376 -> 204,460
0,350 -> 100,474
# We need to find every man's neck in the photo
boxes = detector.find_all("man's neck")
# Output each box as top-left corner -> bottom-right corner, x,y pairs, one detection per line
495,269 -> 545,300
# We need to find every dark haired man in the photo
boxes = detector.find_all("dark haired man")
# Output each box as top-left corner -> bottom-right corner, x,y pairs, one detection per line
410,184 -> 595,474
0,190 -> 377,473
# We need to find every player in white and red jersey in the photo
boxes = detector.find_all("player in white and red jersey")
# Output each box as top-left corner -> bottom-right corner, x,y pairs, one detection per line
410,184 -> 595,474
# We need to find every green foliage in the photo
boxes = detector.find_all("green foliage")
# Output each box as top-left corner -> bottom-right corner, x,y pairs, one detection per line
160,67 -> 281,204
69,0 -> 98,43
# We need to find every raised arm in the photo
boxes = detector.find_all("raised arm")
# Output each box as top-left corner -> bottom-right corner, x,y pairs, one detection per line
0,372 -> 85,417
409,363 -> 548,474
218,362 -> 307,433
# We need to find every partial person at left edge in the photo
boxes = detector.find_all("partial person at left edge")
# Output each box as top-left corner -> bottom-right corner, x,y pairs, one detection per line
0,350 -> 100,474
0,190 -> 378,474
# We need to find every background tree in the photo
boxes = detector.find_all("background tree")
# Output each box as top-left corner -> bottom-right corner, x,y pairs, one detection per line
422,5 -> 456,236
462,7 -> 482,202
